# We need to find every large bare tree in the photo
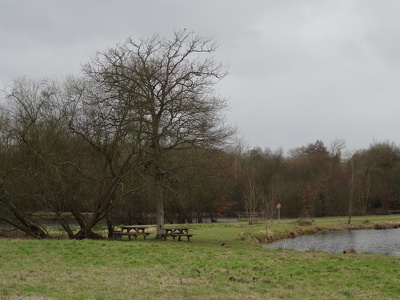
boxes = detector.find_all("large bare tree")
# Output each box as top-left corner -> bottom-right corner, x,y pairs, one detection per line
81,30 -> 235,237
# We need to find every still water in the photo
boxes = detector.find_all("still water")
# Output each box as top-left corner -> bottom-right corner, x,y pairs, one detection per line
264,228 -> 400,257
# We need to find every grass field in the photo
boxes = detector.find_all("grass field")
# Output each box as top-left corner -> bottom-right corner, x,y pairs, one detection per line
1,216 -> 400,299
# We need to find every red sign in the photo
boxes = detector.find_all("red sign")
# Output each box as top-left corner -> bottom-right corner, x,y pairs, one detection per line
276,203 -> 281,209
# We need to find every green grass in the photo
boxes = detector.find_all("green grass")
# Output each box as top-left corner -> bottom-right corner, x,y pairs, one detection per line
1,216 -> 400,299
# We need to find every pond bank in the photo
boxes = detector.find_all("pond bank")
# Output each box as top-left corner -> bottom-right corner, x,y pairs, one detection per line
257,220 -> 400,244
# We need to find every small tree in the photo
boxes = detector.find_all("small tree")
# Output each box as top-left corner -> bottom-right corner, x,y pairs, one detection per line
347,161 -> 355,224
243,178 -> 261,225
300,184 -> 316,219
260,188 -> 280,222
379,185 -> 395,214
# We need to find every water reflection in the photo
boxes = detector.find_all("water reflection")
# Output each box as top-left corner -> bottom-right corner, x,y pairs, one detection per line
264,228 -> 400,257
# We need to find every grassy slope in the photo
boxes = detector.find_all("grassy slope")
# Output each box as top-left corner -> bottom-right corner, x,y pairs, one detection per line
0,216 -> 400,299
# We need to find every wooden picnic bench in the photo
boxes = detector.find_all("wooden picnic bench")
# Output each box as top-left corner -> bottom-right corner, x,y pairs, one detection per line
237,212 -> 260,221
161,227 -> 194,241
113,225 -> 151,240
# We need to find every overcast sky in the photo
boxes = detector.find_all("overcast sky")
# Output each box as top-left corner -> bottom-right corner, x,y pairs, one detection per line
1,1 -> 399,153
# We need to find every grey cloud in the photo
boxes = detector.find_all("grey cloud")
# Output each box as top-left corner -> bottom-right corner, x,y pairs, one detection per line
1,0 -> 399,152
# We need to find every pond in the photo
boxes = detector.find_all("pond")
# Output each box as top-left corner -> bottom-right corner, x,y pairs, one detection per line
264,228 -> 400,257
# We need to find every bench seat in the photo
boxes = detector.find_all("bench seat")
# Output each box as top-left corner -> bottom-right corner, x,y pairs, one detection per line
161,233 -> 194,241
113,231 -> 150,240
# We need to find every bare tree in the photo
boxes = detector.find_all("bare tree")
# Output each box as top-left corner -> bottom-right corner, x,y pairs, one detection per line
2,76 -> 144,239
82,30 -> 235,237
0,78 -> 62,238
260,188 -> 279,222
242,178 -> 262,225
347,160 -> 355,224
64,75 -> 148,239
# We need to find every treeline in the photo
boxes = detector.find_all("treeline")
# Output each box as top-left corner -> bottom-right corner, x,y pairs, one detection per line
1,31 -> 399,240
236,139 -> 400,222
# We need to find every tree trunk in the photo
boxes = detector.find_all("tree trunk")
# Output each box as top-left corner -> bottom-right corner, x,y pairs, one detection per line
56,215 -> 74,239
106,212 -> 114,239
8,205 -> 50,239
348,162 -> 354,224
155,180 -> 165,238
74,227 -> 104,239
68,205 -> 105,239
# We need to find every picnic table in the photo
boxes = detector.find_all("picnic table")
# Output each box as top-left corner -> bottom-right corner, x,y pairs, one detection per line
113,225 -> 151,240
161,227 -> 194,241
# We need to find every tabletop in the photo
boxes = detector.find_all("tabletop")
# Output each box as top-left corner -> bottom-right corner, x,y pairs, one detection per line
164,227 -> 190,233
119,225 -> 150,232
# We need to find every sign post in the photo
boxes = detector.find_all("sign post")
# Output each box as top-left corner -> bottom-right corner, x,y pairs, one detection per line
276,203 -> 281,222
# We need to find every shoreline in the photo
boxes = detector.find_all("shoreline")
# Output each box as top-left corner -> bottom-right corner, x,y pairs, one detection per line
258,220 -> 400,244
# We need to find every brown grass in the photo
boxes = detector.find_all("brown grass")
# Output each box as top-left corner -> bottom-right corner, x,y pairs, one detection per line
374,221 -> 400,229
